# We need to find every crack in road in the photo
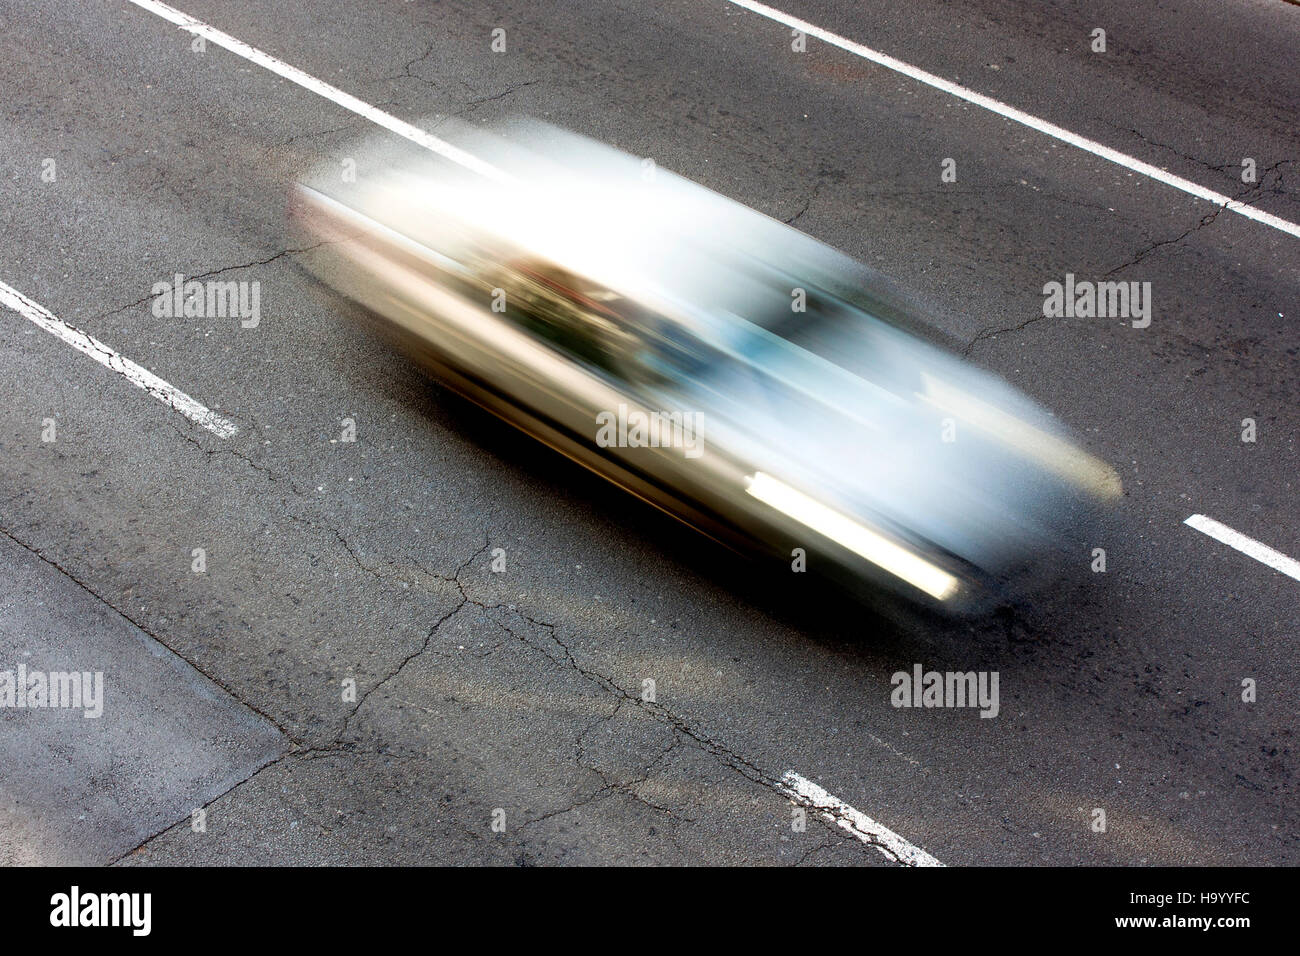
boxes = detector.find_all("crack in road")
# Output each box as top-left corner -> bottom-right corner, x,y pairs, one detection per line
275,106 -> 400,148
782,165 -> 846,226
90,240 -> 341,325
380,41 -> 441,89
1105,120 -> 1300,191
478,603 -> 891,859
961,159 -> 1295,356
961,312 -> 1049,358
338,534 -> 492,737
1101,159 -> 1294,278
425,80 -> 543,131
253,527 -> 887,860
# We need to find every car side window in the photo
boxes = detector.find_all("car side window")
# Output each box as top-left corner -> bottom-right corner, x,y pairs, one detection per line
622,317 -> 712,383
491,258 -> 630,376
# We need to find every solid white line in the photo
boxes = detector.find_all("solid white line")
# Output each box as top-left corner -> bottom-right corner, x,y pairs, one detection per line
0,280 -> 238,439
124,0 -> 512,183
780,771 -> 944,866
1184,514 -> 1300,583
723,0 -> 1300,241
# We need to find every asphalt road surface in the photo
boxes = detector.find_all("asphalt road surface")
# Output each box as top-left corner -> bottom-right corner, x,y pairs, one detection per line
1,0 -> 1296,866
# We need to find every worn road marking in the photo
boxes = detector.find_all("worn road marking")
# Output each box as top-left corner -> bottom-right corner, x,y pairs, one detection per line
723,0 -> 1300,241
0,280 -> 237,438
125,0 -> 511,182
780,771 -> 944,866
1184,514 -> 1300,583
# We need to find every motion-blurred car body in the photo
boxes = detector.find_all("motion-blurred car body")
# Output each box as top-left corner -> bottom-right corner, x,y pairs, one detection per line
291,119 -> 1120,612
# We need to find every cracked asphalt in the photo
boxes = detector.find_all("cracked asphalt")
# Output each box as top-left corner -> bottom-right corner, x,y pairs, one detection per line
0,0 -> 1297,865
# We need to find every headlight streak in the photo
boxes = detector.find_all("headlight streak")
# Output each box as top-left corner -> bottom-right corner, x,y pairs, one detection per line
745,471 -> 960,601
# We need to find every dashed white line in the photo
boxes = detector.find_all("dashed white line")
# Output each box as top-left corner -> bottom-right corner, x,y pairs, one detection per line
125,0 -> 511,182
0,280 -> 238,439
723,0 -> 1300,241
1184,514 -> 1300,583
780,771 -> 944,866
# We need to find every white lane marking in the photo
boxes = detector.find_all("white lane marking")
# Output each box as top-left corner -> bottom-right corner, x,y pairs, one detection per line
1184,514 -> 1300,583
780,771 -> 944,866
125,0 -> 512,183
723,0 -> 1300,241
0,280 -> 238,439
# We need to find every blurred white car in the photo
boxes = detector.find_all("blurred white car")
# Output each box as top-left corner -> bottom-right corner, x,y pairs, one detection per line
291,119 -> 1120,612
